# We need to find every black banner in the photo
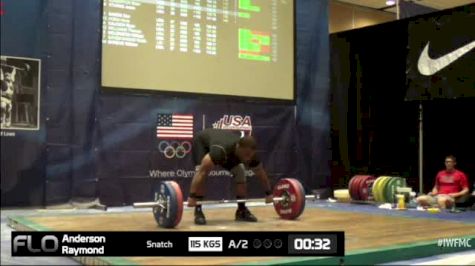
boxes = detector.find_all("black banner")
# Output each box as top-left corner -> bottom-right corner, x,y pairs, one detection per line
406,4 -> 475,100
12,231 -> 344,257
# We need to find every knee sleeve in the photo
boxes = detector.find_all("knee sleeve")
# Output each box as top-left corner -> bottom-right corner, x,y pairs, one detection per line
230,164 -> 247,184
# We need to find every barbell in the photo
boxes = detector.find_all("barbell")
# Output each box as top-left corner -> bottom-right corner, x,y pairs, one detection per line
133,178 -> 317,228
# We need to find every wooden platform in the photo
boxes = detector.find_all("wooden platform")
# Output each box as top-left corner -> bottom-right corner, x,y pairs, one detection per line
8,205 -> 475,265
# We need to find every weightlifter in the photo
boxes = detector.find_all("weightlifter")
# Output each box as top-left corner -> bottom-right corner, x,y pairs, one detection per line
187,128 -> 273,225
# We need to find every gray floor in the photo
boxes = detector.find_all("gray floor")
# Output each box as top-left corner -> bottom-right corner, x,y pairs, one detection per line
1,206 -> 474,265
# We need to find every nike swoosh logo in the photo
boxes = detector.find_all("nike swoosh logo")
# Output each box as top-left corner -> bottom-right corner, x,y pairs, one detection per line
417,40 -> 475,76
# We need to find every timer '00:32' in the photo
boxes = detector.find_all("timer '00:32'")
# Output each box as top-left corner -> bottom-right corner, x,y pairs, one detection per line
293,237 -> 331,250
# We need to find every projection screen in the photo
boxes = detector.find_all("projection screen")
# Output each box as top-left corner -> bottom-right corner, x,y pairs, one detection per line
102,0 -> 294,100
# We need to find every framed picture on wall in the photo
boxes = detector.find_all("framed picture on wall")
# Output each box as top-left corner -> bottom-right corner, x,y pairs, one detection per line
0,56 -> 41,131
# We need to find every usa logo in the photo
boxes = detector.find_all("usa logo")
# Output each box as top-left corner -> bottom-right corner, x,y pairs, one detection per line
212,115 -> 252,137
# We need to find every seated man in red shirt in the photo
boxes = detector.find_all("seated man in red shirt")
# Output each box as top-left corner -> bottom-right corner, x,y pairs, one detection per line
417,155 -> 469,209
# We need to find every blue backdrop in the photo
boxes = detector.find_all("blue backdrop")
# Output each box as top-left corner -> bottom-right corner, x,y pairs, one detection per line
0,0 -> 330,206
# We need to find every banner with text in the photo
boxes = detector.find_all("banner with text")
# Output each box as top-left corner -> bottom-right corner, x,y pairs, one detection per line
96,98 -> 297,205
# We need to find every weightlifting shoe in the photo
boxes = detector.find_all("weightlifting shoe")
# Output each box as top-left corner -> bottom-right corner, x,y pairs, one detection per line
235,207 -> 258,222
194,209 -> 207,225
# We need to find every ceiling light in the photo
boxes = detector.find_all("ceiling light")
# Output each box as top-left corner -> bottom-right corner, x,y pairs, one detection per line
386,0 -> 396,5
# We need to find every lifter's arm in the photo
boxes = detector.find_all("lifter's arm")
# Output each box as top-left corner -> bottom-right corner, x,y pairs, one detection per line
252,164 -> 273,202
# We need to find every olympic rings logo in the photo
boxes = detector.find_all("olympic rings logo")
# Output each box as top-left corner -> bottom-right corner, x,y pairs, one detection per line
158,140 -> 192,159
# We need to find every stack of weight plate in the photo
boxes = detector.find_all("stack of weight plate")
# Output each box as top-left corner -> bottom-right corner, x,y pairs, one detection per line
372,176 -> 407,203
348,175 -> 376,201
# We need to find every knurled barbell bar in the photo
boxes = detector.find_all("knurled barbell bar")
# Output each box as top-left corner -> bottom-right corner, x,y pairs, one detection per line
133,195 -> 317,208
133,178 -> 316,228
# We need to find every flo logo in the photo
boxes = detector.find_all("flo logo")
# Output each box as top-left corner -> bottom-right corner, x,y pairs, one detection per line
12,235 -> 59,255
212,115 -> 252,137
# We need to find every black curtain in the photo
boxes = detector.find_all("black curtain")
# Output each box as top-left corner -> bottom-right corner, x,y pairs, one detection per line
330,21 -> 419,188
331,4 -> 475,191
421,98 -> 475,192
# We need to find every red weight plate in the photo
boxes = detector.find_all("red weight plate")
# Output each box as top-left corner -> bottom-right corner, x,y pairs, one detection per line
348,176 -> 360,200
168,181 -> 184,227
153,181 -> 182,228
354,175 -> 366,201
273,178 -> 305,220
351,175 -> 364,200
358,175 -> 376,201
287,178 -> 306,218
350,176 -> 359,200
355,175 -> 369,200
348,176 -> 356,200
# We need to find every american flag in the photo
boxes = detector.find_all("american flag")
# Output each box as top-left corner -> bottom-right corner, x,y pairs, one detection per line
156,114 -> 193,139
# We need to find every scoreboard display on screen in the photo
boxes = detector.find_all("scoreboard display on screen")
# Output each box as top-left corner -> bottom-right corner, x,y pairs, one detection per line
101,0 -> 295,100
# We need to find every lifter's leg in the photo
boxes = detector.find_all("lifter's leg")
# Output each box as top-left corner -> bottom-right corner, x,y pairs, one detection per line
188,154 -> 214,225
236,183 -> 247,198
188,134 -> 207,225
188,165 -> 208,207
232,164 -> 257,222
188,166 -> 209,225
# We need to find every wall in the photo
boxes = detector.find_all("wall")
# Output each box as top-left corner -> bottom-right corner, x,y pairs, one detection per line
329,1 -> 395,33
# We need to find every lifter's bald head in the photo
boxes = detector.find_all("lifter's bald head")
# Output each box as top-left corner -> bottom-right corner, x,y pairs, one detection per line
236,135 -> 257,163
238,136 -> 257,150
